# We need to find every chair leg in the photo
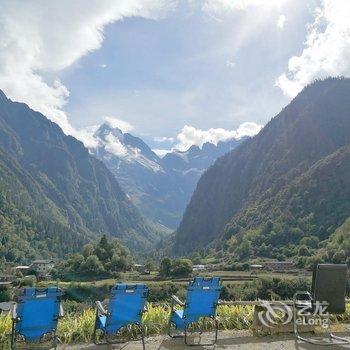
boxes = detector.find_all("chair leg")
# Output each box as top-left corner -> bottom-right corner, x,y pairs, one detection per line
295,333 -> 350,346
53,332 -> 58,350
93,310 -> 99,345
10,334 -> 16,350
184,326 -> 190,346
95,324 -> 146,347
214,318 -> 218,344
294,310 -> 350,346
168,321 -> 183,338
93,313 -> 108,346
93,325 -> 97,344
329,333 -> 350,344
10,321 -> 16,350
183,318 -> 218,347
93,328 -> 108,345
136,323 -> 146,350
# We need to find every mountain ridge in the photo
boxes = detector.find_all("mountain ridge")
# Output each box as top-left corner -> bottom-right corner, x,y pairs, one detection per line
0,90 -> 162,262
173,77 -> 350,256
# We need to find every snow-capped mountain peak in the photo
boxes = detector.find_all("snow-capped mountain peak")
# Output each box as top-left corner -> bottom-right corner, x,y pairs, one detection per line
92,123 -> 163,172
90,122 -> 245,228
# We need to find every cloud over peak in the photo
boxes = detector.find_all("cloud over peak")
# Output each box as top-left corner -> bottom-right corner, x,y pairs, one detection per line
174,122 -> 262,151
275,0 -> 350,97
104,116 -> 134,133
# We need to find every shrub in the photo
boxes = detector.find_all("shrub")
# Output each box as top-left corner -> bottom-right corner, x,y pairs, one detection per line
171,259 -> 193,277
0,286 -> 11,302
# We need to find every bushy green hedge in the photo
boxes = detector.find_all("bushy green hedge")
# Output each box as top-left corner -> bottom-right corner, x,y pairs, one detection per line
222,277 -> 311,301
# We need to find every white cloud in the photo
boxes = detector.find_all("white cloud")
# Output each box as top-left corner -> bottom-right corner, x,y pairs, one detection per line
104,133 -> 128,157
78,116 -> 134,148
276,14 -> 287,29
74,127 -> 100,149
100,63 -> 107,68
226,59 -> 236,68
235,122 -> 263,138
0,0 -> 175,146
175,122 -> 262,151
275,0 -> 350,97
84,120 -> 263,155
153,136 -> 175,143
104,116 -> 134,133
202,0 -> 286,13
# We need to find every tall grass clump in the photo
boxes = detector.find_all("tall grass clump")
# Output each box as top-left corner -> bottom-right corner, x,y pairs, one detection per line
0,314 -> 11,347
57,309 -> 95,343
142,303 -> 171,335
217,305 -> 254,330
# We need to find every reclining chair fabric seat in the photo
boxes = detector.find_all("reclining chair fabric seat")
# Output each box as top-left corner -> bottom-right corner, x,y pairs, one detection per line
170,277 -> 221,330
13,287 -> 62,342
95,283 -> 148,335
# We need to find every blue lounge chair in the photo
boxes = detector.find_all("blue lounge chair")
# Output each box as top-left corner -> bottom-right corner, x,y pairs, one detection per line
169,277 -> 222,346
11,287 -> 63,350
93,283 -> 148,348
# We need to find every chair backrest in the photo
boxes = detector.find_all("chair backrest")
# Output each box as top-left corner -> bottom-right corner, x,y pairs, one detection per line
105,284 -> 148,334
312,264 -> 347,314
15,287 -> 62,342
183,277 -> 221,321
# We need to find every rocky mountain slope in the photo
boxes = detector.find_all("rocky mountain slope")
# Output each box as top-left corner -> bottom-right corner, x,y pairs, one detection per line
0,90 -> 162,263
173,78 -> 350,257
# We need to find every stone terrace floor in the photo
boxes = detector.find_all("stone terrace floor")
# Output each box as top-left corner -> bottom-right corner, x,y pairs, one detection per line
60,330 -> 350,350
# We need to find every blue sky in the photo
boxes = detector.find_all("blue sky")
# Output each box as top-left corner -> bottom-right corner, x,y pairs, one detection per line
0,0 -> 349,152
62,0 -> 309,148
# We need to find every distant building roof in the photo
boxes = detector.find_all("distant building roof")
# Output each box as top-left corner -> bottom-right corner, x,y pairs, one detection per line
0,281 -> 12,286
14,265 -> 30,269
250,264 -> 263,268
193,264 -> 207,268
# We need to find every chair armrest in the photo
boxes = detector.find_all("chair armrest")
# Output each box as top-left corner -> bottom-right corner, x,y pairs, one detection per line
59,304 -> 64,318
95,301 -> 107,315
11,303 -> 17,320
293,291 -> 312,305
171,295 -> 185,307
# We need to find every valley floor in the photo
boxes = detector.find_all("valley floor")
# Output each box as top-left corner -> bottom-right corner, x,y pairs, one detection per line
60,330 -> 350,349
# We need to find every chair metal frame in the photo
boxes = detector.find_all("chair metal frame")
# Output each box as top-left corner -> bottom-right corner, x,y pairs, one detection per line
293,264 -> 350,346
93,284 -> 148,350
168,277 -> 221,346
10,287 -> 64,350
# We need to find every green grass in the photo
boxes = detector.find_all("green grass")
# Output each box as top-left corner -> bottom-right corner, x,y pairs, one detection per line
0,313 -> 12,344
